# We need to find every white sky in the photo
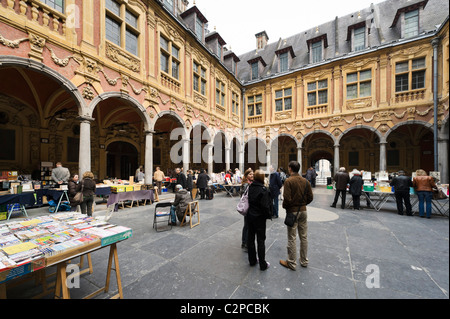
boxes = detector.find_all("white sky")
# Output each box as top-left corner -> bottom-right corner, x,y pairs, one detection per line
192,0 -> 385,55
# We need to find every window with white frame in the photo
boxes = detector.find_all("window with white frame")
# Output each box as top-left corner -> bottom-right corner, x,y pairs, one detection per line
41,0 -> 64,13
307,80 -> 328,106
346,70 -> 372,99
353,26 -> 365,52
247,94 -> 263,117
279,52 -> 288,72
395,57 -> 426,92
251,62 -> 258,80
195,16 -> 203,40
160,35 -> 180,80
311,41 -> 322,63
404,9 -> 419,38
216,79 -> 226,107
193,61 -> 207,96
275,88 -> 292,112
105,0 -> 140,56
232,92 -> 240,115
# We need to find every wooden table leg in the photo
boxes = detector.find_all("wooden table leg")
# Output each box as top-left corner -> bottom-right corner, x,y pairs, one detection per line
54,262 -> 70,299
0,283 -> 6,299
104,243 -> 123,299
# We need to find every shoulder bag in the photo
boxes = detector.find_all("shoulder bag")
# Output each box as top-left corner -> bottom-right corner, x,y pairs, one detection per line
73,181 -> 84,205
284,181 -> 306,227
236,186 -> 250,216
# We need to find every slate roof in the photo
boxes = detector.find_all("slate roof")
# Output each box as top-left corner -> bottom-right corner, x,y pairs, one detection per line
236,0 -> 449,83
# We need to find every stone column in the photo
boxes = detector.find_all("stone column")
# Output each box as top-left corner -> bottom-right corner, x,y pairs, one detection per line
239,149 -> 245,173
182,138 -> 190,174
379,142 -> 387,171
78,116 -> 94,177
207,143 -> 214,175
334,144 -> 340,175
438,135 -> 449,184
145,131 -> 154,185
225,147 -> 231,171
297,147 -> 303,172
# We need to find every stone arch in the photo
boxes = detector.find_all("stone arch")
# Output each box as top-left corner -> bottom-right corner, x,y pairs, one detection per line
385,120 -> 433,140
89,92 -> 152,132
0,56 -> 86,114
338,125 -> 382,144
300,129 -> 337,147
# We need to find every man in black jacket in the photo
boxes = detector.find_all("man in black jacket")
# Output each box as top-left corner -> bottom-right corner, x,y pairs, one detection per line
196,169 -> 210,199
175,168 -> 187,190
390,170 -> 413,216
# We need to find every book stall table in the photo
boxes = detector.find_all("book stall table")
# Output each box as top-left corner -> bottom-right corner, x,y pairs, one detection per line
0,193 -> 34,220
0,212 -> 132,299
346,190 -> 449,216
107,190 -> 154,211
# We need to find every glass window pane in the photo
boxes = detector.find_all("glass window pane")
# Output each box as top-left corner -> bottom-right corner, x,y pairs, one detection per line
201,80 -> 206,95
256,103 -> 262,115
405,9 -> 419,38
360,82 -> 371,97
105,16 -> 121,46
160,36 -> 168,51
412,58 -> 425,70
284,97 -> 292,110
395,74 -> 409,92
307,82 -> 316,91
172,46 -> 179,59
161,53 -> 169,73
106,0 -> 120,16
248,96 -> 254,104
248,105 -> 254,117
280,52 -> 288,72
256,94 -> 263,102
275,90 -> 283,99
396,62 -> 409,73
318,80 -> 328,89
126,29 -> 138,55
172,60 -> 179,79
195,17 -> 203,39
318,90 -> 328,104
347,72 -> 357,83
360,70 -> 372,81
126,10 -> 138,28
44,0 -> 64,13
354,26 -> 365,51
284,88 -> 292,96
347,84 -> 357,99
412,70 -> 425,89
275,99 -> 283,112
311,41 -> 322,63
308,92 -> 316,106
193,75 -> 199,92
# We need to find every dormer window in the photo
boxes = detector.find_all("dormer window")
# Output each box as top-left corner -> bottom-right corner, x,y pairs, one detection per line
275,46 -> 295,73
390,0 -> 428,39
164,0 -> 174,13
347,22 -> 366,52
247,56 -> 267,81
404,9 -> 419,38
307,34 -> 327,64
195,16 -> 203,39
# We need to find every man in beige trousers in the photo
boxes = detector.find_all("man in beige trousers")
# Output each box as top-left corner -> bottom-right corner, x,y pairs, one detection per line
280,161 -> 313,270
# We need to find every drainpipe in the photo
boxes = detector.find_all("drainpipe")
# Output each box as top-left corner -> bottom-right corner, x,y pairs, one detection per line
432,37 -> 440,172
241,88 -> 246,172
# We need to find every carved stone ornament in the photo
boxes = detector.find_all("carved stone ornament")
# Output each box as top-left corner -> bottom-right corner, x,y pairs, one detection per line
275,111 -> 292,120
105,42 -> 140,72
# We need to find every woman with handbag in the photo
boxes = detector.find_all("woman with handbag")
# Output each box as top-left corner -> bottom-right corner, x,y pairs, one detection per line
247,170 -> 271,271
240,169 -> 253,251
413,169 -> 437,218
68,174 -> 81,211
80,171 -> 96,217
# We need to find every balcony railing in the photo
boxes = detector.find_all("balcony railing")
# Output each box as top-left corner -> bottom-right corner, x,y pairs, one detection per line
161,72 -> 181,93
395,89 -> 426,104
247,115 -> 263,125
5,0 -> 67,35
306,104 -> 328,117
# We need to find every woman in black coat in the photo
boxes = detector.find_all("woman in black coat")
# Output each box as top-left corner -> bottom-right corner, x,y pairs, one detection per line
247,170 -> 272,271
349,169 -> 363,210
68,174 -> 81,211
80,171 -> 96,216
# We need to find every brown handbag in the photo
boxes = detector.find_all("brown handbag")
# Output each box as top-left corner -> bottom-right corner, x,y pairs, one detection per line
73,181 -> 84,205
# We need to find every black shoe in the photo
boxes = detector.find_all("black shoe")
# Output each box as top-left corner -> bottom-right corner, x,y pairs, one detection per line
330,204 -> 336,208
398,213 -> 404,215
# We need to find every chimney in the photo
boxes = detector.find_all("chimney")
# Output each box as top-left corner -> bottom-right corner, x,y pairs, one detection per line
255,31 -> 269,50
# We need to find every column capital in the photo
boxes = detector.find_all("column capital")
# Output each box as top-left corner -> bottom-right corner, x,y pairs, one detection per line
145,130 -> 156,136
77,115 -> 95,123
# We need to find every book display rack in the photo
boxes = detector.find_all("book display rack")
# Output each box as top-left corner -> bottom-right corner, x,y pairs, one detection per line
0,212 -> 132,299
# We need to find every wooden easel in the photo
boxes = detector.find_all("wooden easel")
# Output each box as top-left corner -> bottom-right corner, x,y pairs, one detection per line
180,201 -> 200,228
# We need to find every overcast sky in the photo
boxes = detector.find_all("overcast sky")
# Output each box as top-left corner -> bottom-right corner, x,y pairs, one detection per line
192,0 -> 385,55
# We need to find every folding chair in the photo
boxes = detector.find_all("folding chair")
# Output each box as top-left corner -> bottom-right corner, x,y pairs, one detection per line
180,201 -> 200,228
153,202 -> 173,232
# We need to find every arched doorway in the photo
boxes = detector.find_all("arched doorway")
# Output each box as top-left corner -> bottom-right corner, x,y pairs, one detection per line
339,128 -> 380,172
270,135 -> 298,171
0,59 -> 83,177
245,138 -> 267,171
106,141 -> 138,180
386,123 -> 434,174
213,132 -> 226,173
190,124 -> 212,172
302,132 -> 334,175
